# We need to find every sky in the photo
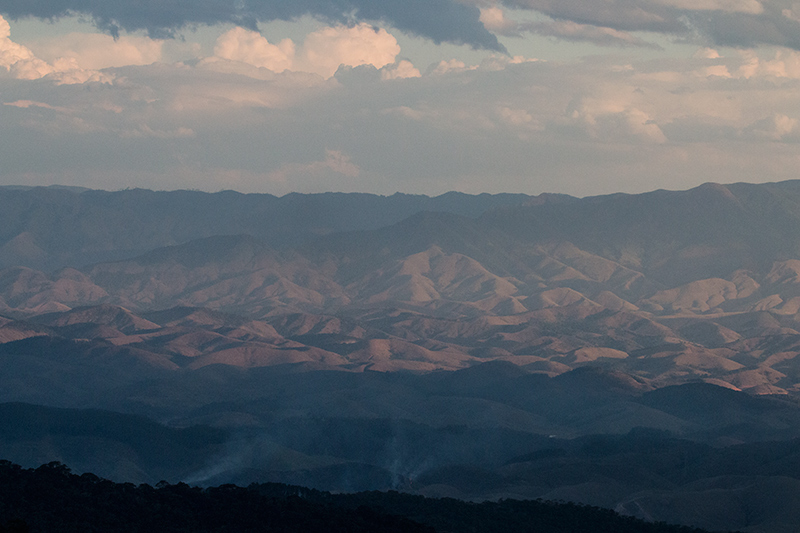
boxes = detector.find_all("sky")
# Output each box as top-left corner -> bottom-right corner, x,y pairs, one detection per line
2,1 -> 800,197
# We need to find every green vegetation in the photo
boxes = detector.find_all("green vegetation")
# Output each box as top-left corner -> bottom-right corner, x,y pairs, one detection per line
0,460 -> 729,533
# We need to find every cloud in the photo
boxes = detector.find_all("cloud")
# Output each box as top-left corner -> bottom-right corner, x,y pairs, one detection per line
7,19 -> 800,197
560,94 -> 667,144
480,6 -> 521,35
755,48 -> 800,77
0,0 -> 504,51
710,48 -> 800,79
745,113 -> 799,140
295,24 -> 401,77
213,23 -> 403,79
4,99 -> 70,112
784,3 -> 800,22
266,149 -> 361,192
689,7 -> 800,50
693,47 -> 722,59
652,0 -> 764,14
381,60 -> 421,80
28,33 -> 163,70
502,0 -> 684,33
0,14 -> 113,83
527,19 -> 662,48
214,27 -> 295,72
0,13 -> 50,78
429,58 -> 477,75
497,105 -> 541,136
500,0 -> 800,51
119,125 -> 196,139
481,5 -> 660,47
171,60 -> 332,110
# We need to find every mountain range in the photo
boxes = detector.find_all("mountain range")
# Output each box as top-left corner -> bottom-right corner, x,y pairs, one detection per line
4,182 -> 800,393
7,182 -> 800,531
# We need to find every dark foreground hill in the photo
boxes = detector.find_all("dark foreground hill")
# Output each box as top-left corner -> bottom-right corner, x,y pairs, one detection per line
0,460 -> 721,533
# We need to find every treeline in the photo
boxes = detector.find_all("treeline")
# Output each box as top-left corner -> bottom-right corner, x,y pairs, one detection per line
0,461 -> 731,533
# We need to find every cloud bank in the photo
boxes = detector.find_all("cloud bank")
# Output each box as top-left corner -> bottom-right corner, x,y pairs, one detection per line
8,0 -> 800,54
0,0 -> 504,51
5,4 -> 800,197
5,29 -> 800,196
497,0 -> 800,51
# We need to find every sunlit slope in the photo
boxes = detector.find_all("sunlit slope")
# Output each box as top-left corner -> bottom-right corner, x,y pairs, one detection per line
5,182 -> 800,390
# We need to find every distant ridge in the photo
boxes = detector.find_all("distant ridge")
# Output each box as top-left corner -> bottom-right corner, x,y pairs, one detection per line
0,187 -> 538,270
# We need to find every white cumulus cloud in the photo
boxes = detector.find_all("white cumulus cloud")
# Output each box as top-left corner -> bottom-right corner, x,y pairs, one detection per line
480,6 -> 519,35
381,60 -> 421,80
0,15 -> 113,84
0,15 -> 51,78
296,24 -> 401,78
213,23 -> 401,79
430,59 -> 478,75
214,27 -> 295,73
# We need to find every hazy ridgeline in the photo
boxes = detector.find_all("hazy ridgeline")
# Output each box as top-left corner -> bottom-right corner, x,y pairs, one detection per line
7,182 -> 800,531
